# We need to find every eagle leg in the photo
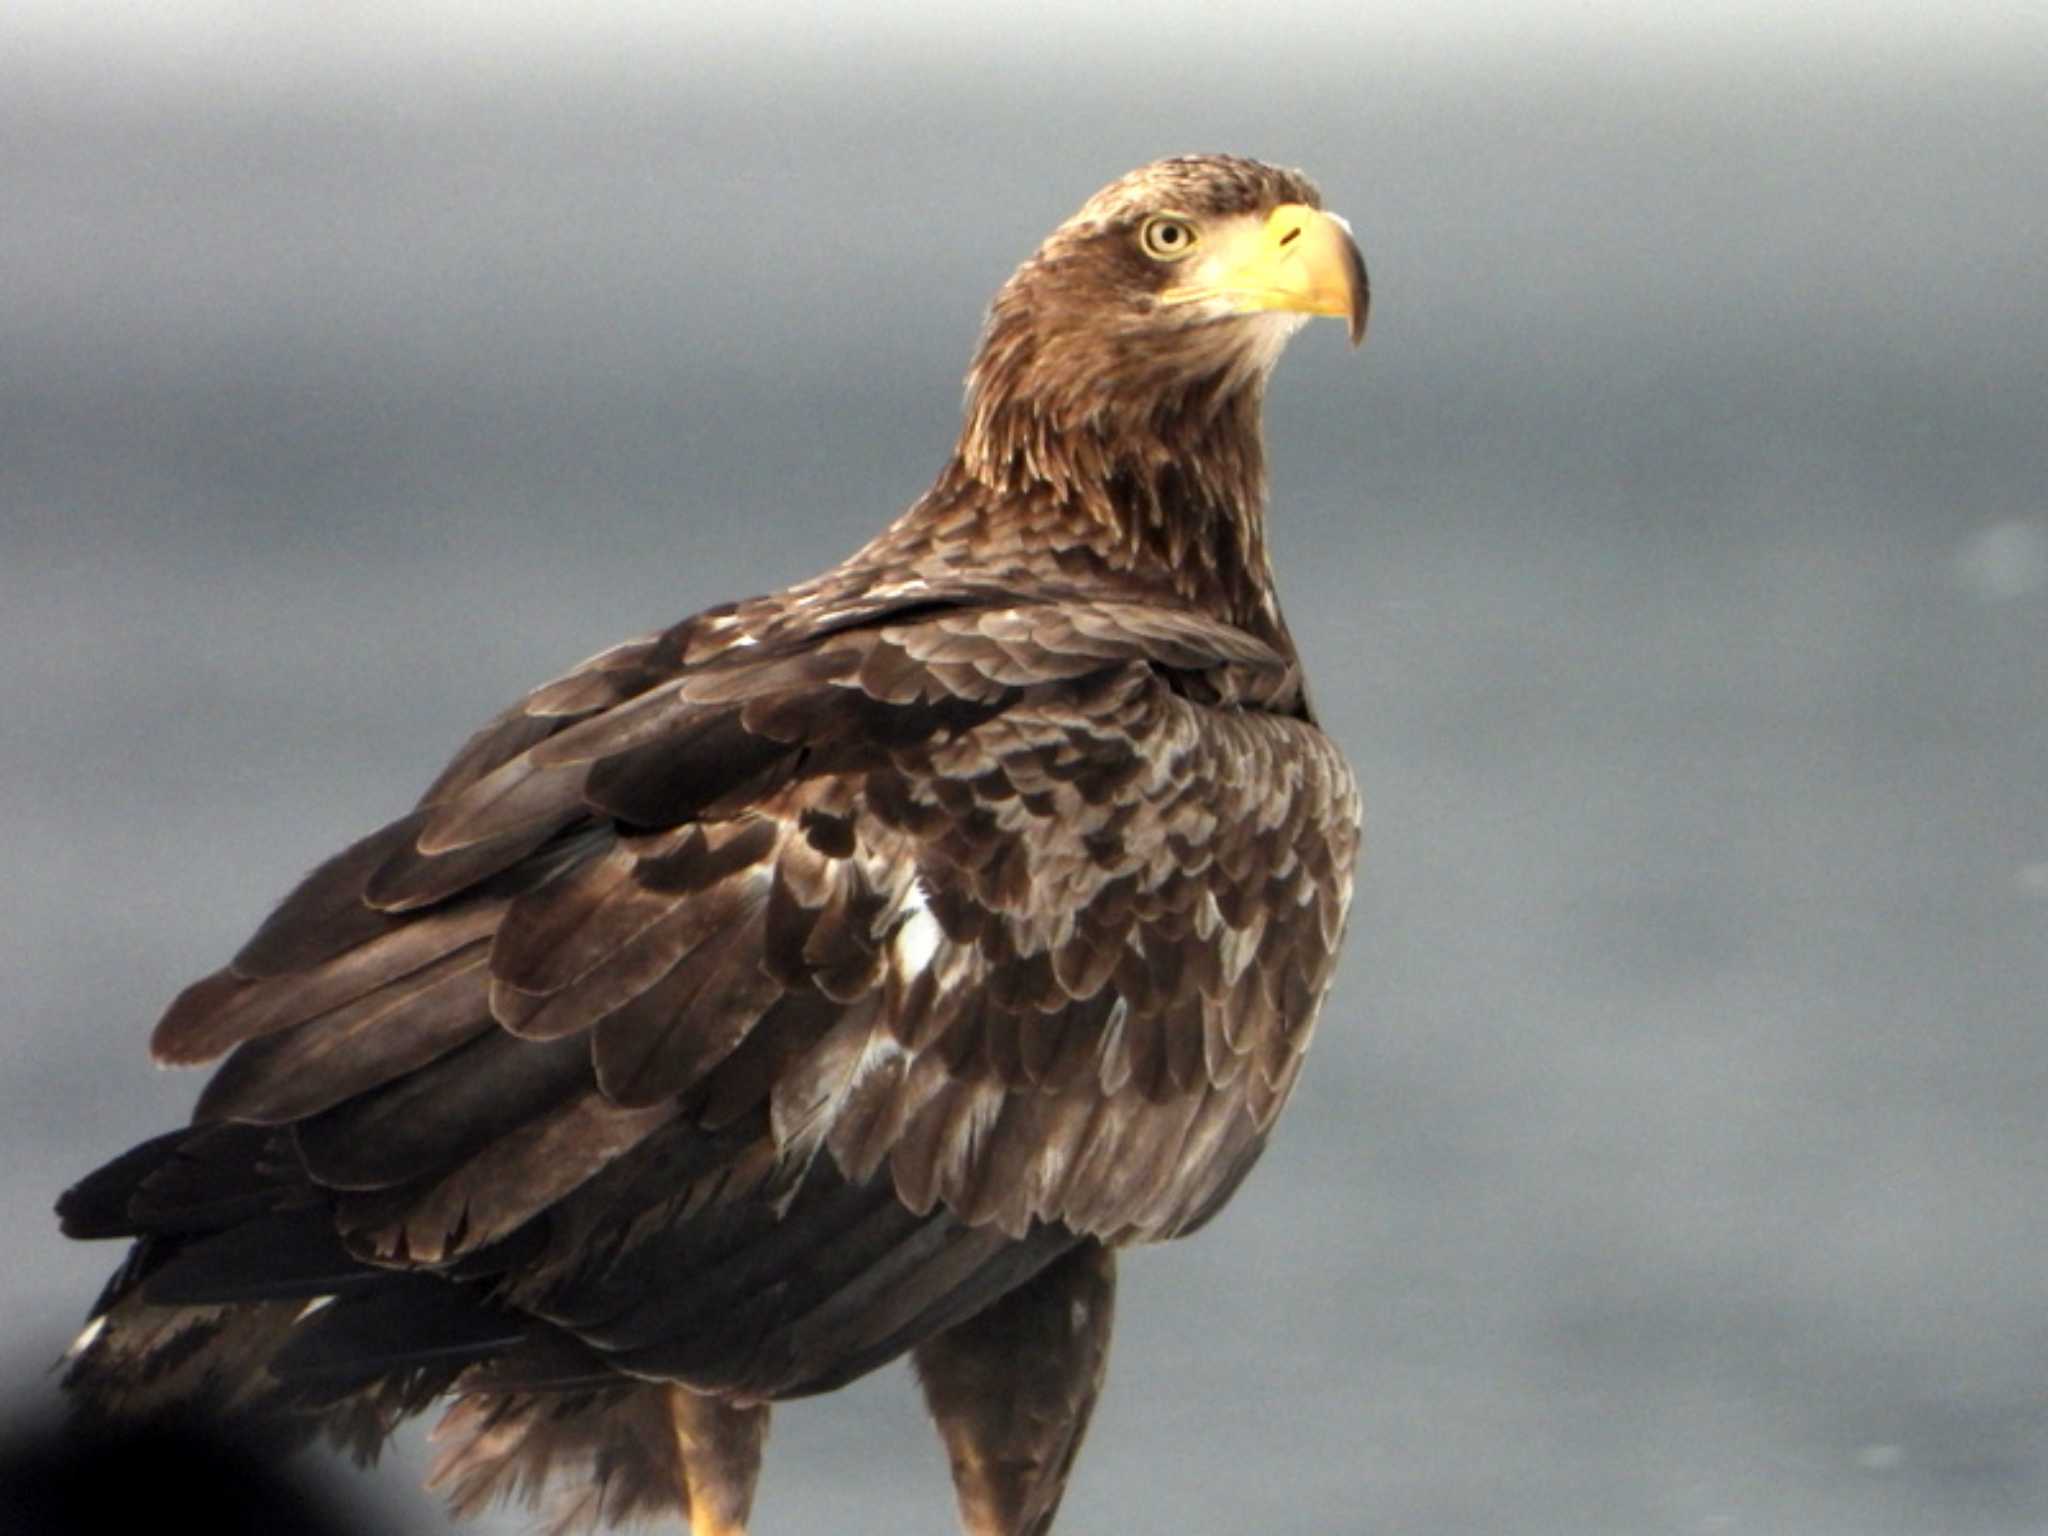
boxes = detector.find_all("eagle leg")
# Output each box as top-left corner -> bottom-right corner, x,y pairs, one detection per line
668,1387 -> 769,1536
913,1241 -> 1116,1536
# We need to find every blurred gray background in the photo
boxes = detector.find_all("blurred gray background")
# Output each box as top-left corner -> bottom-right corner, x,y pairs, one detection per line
5,3 -> 2046,1532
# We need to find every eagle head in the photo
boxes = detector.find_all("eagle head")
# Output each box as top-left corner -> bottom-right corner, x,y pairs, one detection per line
962,154 -> 1368,468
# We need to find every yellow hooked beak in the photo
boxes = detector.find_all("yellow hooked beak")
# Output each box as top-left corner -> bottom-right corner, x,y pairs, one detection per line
1161,203 -> 1369,345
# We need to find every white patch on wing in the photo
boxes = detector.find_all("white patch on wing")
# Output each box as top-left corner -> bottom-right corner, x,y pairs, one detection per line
65,1314 -> 107,1360
694,614 -> 760,652
892,886 -> 944,978
863,577 -> 934,604
770,1013 -> 910,1157
296,1295 -> 337,1323
1097,996 -> 1132,1095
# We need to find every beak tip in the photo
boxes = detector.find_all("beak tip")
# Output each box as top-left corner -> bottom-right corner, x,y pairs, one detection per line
1338,226 -> 1369,349
1345,290 -> 1369,347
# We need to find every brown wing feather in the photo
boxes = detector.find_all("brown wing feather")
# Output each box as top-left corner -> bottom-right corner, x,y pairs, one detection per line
79,582 -> 1354,1466
779,644 -> 1358,1243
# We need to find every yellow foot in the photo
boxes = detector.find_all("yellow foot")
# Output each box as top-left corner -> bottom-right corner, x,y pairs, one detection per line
670,1386 -> 769,1536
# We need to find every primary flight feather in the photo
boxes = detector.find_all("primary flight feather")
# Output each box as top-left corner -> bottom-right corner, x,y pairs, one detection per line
59,153 -> 1368,1536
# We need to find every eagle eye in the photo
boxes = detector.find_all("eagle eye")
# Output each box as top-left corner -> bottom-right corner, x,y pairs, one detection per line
1138,214 -> 1199,262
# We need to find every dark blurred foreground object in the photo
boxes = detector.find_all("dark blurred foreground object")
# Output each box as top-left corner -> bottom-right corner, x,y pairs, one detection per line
2,1406 -> 368,1535
55,154 -> 1368,1536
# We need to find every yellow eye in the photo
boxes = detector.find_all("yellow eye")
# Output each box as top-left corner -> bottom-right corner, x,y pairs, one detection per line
1139,214 -> 1199,262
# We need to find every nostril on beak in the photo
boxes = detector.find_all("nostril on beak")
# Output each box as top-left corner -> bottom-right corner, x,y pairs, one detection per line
1276,225 -> 1302,249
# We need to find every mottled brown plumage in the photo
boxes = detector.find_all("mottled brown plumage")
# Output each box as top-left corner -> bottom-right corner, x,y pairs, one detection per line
58,154 -> 1367,1534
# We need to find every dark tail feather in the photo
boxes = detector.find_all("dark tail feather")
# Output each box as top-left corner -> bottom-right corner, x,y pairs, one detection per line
56,1123 -> 519,1470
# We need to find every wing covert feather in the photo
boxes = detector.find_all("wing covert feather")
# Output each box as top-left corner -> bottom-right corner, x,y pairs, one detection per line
135,586 -> 1356,1390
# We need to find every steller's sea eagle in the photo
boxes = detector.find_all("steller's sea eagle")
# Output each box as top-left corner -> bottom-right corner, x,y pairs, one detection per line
58,153 -> 1369,1536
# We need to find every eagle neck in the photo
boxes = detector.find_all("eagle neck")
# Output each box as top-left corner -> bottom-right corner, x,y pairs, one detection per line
934,375 -> 1288,648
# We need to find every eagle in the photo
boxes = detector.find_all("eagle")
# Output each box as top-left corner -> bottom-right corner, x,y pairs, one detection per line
57,154 -> 1368,1536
